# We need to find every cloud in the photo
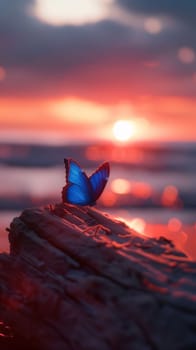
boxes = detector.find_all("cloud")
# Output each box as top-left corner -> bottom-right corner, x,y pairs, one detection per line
0,0 -> 195,101
0,3 -> 133,70
117,0 -> 196,27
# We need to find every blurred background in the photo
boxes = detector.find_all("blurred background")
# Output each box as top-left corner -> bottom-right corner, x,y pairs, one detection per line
0,0 -> 196,258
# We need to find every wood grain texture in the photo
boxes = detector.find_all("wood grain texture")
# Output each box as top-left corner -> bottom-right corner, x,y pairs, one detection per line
0,203 -> 195,350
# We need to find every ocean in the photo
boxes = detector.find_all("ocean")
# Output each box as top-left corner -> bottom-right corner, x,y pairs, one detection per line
0,141 -> 195,259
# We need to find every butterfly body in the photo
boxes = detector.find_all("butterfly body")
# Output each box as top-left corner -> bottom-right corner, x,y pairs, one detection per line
62,159 -> 110,206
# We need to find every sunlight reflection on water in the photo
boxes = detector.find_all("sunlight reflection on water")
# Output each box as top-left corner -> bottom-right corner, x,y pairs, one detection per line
105,208 -> 196,260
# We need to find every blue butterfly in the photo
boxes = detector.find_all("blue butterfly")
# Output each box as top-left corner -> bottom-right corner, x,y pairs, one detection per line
62,158 -> 110,206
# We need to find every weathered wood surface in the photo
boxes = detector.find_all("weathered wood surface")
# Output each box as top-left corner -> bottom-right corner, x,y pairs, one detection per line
0,203 -> 196,350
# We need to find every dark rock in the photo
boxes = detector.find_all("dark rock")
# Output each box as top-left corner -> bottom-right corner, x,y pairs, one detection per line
0,203 -> 195,349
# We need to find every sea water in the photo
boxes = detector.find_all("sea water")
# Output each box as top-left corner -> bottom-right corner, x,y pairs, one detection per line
0,141 -> 195,258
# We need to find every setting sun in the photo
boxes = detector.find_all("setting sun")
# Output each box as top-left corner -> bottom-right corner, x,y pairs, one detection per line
112,120 -> 135,142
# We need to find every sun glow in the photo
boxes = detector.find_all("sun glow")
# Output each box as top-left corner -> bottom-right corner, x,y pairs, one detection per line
144,17 -> 162,34
49,98 -> 109,124
111,178 -> 131,194
112,120 -> 135,142
178,47 -> 195,64
129,218 -> 146,235
32,0 -> 112,26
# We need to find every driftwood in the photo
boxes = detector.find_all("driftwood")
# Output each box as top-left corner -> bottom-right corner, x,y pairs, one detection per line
0,203 -> 196,350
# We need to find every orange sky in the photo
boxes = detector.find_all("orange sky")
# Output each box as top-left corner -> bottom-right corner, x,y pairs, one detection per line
0,95 -> 196,143
0,0 -> 196,143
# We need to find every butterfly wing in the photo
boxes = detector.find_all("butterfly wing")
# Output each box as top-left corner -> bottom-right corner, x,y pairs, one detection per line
64,158 -> 89,188
62,183 -> 92,205
89,162 -> 110,202
62,158 -> 93,205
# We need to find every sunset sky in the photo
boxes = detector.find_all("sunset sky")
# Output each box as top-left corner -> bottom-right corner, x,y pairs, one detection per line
0,0 -> 196,143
